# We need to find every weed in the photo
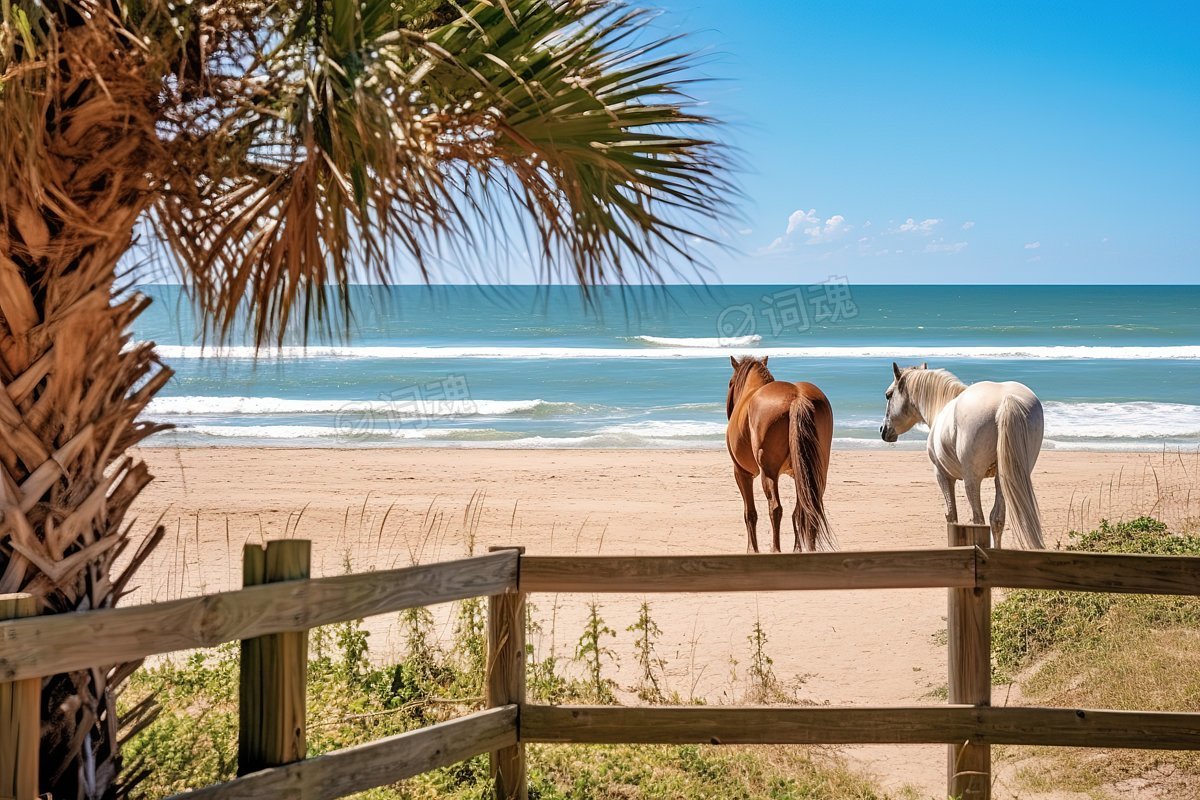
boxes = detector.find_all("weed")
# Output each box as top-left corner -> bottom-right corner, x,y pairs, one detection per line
627,601 -> 666,704
454,596 -> 486,696
575,600 -> 619,704
746,615 -> 783,704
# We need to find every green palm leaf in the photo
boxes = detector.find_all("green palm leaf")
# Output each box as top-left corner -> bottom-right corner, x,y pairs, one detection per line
148,0 -> 731,341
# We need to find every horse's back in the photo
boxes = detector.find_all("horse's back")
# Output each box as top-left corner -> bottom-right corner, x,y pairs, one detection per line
960,381 -> 1041,425
736,381 -> 833,475
935,380 -> 1042,475
794,381 -> 832,409
950,381 -> 1036,412
749,382 -> 832,429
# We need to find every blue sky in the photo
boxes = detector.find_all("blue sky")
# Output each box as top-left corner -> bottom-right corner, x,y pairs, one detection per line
652,0 -> 1199,284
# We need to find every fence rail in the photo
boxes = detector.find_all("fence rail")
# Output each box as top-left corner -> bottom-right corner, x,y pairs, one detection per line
170,706 -> 519,800
2,525 -> 1199,800
0,551 -> 517,682
980,547 -> 1200,594
520,547 -> 978,592
520,704 -> 1200,749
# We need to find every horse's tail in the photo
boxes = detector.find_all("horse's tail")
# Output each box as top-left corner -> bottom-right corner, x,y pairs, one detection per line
789,394 -> 836,551
996,394 -> 1044,549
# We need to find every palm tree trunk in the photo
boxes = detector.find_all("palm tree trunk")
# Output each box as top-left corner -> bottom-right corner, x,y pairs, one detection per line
1,25 -> 171,800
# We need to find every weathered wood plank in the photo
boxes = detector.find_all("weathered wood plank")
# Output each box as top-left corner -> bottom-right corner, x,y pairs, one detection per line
0,594 -> 38,800
487,547 -> 527,800
239,541 -> 309,775
980,706 -> 1200,748
520,548 -> 977,593
947,524 -> 991,800
0,551 -> 518,681
521,705 -> 1200,749
170,706 -> 518,800
980,549 -> 1200,595
524,705 -> 975,745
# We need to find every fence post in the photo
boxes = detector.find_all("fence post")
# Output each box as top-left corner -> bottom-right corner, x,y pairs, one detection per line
239,539 -> 311,775
487,546 -> 526,800
947,523 -> 992,800
0,593 -> 38,800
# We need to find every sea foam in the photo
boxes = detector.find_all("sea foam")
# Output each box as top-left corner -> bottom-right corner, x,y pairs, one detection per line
1043,401 -> 1200,439
633,335 -> 763,347
147,396 -> 555,416
152,344 -> 1200,361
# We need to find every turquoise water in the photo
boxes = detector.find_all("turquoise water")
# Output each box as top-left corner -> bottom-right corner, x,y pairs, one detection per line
135,285 -> 1200,451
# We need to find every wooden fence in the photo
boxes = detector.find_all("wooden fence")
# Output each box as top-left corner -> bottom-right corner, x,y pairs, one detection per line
2,524 -> 1200,800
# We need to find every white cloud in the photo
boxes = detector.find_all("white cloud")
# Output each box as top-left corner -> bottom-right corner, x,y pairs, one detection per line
1024,241 -> 1041,249
764,208 -> 970,257
808,214 -> 848,244
736,228 -> 753,236
785,208 -> 820,235
925,240 -> 968,254
764,208 -> 851,252
896,218 -> 942,235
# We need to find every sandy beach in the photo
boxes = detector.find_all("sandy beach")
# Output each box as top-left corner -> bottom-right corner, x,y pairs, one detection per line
127,445 -> 1198,798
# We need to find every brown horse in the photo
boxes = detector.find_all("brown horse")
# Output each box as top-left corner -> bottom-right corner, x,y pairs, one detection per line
726,356 -> 835,552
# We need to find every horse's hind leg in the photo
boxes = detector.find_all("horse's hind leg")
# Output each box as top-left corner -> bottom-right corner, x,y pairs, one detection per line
963,473 -> 986,525
760,470 -> 784,553
793,504 -> 808,553
990,475 -> 1006,548
936,467 -> 958,524
734,466 -> 760,553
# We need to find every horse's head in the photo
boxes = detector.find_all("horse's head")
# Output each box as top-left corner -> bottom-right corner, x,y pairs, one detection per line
727,355 -> 771,418
880,361 -> 927,442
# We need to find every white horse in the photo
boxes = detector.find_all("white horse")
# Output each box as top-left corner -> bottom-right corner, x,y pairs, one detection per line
879,363 -> 1044,549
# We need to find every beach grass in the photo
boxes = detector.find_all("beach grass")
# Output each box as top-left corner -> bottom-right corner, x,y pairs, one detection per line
992,515 -> 1200,798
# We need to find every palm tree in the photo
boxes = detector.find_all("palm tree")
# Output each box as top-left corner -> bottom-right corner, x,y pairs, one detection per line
0,0 -> 728,796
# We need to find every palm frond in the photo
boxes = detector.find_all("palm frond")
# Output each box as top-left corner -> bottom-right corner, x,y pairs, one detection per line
149,0 -> 732,343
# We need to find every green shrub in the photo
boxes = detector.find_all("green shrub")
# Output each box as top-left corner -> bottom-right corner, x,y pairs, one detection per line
121,647 -> 240,795
992,516 -> 1200,681
1072,515 -> 1200,554
993,516 -> 1200,795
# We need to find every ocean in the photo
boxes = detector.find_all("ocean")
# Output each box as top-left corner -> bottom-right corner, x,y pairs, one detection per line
135,284 -> 1200,452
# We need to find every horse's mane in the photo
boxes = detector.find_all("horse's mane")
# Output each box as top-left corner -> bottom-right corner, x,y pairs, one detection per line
727,357 -> 774,418
904,368 -> 967,420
